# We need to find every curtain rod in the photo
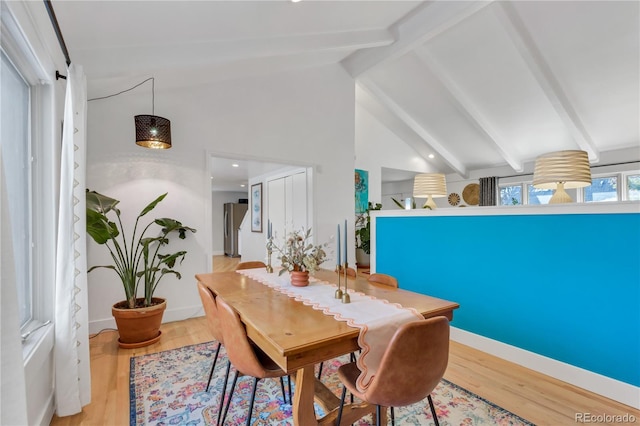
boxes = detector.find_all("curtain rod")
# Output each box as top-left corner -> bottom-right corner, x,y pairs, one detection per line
43,0 -> 71,80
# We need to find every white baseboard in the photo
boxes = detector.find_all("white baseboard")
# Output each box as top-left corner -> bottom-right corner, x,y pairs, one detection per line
88,304 -> 204,335
451,327 -> 640,410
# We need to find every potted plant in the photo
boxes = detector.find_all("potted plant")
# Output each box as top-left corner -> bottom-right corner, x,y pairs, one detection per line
86,190 -> 196,348
271,228 -> 327,287
355,202 -> 382,268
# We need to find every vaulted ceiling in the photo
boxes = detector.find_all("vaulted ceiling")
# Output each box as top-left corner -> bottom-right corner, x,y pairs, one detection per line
50,0 -> 639,187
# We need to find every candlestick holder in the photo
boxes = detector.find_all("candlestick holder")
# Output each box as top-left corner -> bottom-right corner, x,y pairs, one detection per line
335,265 -> 343,298
266,238 -> 274,273
341,262 -> 350,304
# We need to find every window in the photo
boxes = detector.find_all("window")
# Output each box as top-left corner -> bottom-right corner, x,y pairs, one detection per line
499,184 -> 522,206
1,7 -> 56,334
1,50 -> 32,327
584,176 -> 618,203
527,185 -> 554,205
627,174 -> 640,200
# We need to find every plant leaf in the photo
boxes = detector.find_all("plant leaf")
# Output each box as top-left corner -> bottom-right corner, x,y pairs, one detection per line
139,193 -> 168,218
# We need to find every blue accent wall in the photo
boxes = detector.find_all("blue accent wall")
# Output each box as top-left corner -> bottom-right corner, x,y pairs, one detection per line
376,213 -> 640,387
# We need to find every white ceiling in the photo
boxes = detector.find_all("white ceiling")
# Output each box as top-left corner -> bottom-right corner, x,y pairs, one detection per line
50,0 -> 640,189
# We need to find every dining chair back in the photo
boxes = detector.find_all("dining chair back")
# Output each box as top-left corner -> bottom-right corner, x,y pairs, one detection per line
216,296 -> 291,425
368,273 -> 398,288
197,282 -> 223,343
196,281 -> 231,425
336,316 -> 450,426
339,266 -> 357,277
236,261 -> 266,270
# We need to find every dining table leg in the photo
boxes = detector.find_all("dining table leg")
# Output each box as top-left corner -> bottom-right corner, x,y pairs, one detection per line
292,365 -> 319,425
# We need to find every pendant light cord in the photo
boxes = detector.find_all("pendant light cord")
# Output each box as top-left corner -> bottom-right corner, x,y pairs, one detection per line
88,77 -> 155,113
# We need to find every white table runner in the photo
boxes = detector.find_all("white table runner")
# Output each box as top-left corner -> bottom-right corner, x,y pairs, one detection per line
236,268 -> 423,391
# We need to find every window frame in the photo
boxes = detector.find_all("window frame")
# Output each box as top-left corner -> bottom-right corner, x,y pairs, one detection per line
623,172 -> 640,201
582,173 -> 620,203
1,3 -> 57,335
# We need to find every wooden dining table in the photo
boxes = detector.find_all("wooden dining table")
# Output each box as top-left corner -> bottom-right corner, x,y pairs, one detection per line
195,269 -> 459,426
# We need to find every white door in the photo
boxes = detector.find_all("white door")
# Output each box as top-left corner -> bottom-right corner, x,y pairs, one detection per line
267,170 -> 308,244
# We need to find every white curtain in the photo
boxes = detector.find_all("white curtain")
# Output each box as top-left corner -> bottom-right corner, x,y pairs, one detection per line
54,63 -> 91,415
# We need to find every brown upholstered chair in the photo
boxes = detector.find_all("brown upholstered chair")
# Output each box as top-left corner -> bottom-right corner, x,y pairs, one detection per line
216,297 -> 291,426
197,282 -> 224,389
236,260 -> 266,270
317,265 -> 361,380
368,273 -> 398,288
196,282 -> 231,424
338,265 -> 357,277
336,316 -> 450,426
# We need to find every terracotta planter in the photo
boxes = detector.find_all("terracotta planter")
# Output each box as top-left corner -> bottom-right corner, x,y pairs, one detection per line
112,297 -> 166,349
290,270 -> 310,287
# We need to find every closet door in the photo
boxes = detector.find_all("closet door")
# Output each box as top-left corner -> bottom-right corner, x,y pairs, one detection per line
267,177 -> 286,241
267,170 -> 308,242
290,171 -> 307,232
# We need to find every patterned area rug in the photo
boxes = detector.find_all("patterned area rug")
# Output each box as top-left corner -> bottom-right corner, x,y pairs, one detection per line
130,341 -> 534,426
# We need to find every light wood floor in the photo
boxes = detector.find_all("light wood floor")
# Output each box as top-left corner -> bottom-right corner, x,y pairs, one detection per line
51,256 -> 639,426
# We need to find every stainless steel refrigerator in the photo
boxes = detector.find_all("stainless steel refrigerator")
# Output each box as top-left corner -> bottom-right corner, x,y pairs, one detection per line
224,203 -> 248,257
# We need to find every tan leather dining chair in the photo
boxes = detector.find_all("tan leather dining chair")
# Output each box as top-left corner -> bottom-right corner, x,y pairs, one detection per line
338,265 -> 357,277
317,266 -> 364,380
196,282 -> 231,424
368,273 -> 398,288
216,297 -> 291,426
236,260 -> 266,270
336,316 -> 450,426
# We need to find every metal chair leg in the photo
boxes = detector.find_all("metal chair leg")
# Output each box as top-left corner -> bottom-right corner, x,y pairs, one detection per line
390,406 -> 395,426
317,361 -> 324,379
336,386 -> 347,426
427,394 -> 439,426
207,342 -> 221,391
376,405 -> 381,426
287,375 -> 293,404
220,369 -> 239,426
246,377 -> 259,426
279,377 -> 287,404
216,361 -> 231,426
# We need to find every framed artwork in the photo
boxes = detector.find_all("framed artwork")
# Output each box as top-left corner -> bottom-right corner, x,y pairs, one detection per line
355,169 -> 369,214
251,183 -> 263,232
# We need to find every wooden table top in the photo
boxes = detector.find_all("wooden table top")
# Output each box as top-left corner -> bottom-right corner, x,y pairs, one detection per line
195,269 -> 459,372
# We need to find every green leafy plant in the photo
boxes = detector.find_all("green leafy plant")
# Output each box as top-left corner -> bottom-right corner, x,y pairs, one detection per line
391,197 -> 431,210
86,190 -> 196,309
272,228 -> 327,275
355,202 -> 382,255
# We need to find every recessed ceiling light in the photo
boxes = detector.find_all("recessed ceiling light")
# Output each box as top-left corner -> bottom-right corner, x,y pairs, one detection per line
291,0 -> 302,3
240,184 -> 246,188
232,163 -> 239,168
428,154 -> 435,159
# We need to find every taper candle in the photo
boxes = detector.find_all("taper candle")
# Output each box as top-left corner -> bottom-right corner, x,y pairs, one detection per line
343,219 -> 348,264
336,224 -> 341,267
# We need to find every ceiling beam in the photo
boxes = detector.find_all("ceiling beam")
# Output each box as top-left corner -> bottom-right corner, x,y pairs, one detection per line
342,0 -> 494,78
76,29 -> 394,78
494,2 -> 600,163
415,48 -> 524,172
358,77 -> 468,178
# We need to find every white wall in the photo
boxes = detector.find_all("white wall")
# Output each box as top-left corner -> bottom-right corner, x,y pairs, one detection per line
86,64 -> 355,332
355,105 -> 436,205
